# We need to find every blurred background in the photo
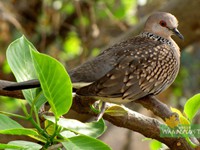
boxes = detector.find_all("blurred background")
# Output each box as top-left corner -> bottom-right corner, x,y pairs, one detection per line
0,0 -> 200,149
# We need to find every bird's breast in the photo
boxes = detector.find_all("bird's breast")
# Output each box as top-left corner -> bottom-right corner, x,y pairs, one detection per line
137,43 -> 180,95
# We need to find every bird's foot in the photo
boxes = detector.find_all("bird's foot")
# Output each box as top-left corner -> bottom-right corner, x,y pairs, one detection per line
90,101 -> 107,121
96,102 -> 106,121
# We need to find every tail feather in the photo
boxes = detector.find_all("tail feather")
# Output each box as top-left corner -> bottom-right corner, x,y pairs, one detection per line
3,79 -> 40,91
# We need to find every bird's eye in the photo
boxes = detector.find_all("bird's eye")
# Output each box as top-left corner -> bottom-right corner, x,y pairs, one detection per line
159,20 -> 167,27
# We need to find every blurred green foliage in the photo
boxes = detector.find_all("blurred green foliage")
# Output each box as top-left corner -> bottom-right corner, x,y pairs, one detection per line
0,97 -> 20,113
63,31 -> 82,60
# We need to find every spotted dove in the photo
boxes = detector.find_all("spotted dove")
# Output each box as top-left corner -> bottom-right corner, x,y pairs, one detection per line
3,12 -> 184,104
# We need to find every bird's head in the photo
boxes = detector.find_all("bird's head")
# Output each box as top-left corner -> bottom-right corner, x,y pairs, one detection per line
144,12 -> 184,40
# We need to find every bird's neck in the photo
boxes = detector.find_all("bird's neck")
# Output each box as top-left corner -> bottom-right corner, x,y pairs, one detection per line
140,32 -> 172,46
169,37 -> 181,58
140,32 -> 180,58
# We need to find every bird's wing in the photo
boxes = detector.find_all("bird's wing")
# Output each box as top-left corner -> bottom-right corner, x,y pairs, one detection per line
76,42 -> 174,101
69,35 -> 148,83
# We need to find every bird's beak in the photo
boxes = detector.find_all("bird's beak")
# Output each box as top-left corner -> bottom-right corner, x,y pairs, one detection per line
171,28 -> 184,40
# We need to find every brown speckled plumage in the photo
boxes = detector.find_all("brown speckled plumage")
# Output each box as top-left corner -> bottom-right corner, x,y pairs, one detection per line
74,12 -> 183,103
3,12 -> 183,104
75,32 -> 181,103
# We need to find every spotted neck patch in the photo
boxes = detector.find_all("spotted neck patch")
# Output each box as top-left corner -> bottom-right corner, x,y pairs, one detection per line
141,32 -> 172,46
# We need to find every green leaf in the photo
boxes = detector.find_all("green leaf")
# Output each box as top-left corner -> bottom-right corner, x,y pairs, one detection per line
44,119 -> 55,136
45,116 -> 106,138
62,135 -> 111,150
105,105 -> 128,116
0,128 -> 38,136
0,114 -> 23,130
0,143 -> 22,149
6,36 -> 46,108
28,134 -> 46,143
184,94 -> 200,121
149,140 -> 162,150
60,130 -> 77,138
6,36 -> 37,82
0,114 -> 38,136
6,140 -> 42,150
30,49 -> 72,118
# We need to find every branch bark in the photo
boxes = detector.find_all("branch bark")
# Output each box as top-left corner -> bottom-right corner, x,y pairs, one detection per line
0,80 -> 196,150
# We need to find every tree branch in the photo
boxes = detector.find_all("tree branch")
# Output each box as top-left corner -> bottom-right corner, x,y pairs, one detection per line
135,96 -> 173,120
0,80 -> 196,150
72,95 -> 195,150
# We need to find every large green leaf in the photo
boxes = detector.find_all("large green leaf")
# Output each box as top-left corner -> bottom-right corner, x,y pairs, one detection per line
6,36 -> 37,82
31,49 -> 72,118
62,135 -> 111,150
6,141 -> 42,150
184,93 -> 200,121
6,36 -> 46,108
45,116 -> 106,138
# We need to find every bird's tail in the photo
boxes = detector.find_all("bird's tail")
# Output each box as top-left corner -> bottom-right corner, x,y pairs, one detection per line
3,79 -> 40,91
3,79 -> 92,92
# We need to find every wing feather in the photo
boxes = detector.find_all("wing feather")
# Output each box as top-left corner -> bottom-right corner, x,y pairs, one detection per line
76,37 -> 176,102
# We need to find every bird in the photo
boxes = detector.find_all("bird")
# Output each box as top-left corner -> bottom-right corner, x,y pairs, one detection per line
3,12 -> 184,105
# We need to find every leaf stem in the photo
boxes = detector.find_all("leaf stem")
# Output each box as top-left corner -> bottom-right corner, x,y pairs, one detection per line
21,102 -> 29,116
27,115 -> 50,139
34,107 -> 41,127
185,137 -> 197,148
49,119 -> 59,142
30,91 -> 43,127
0,111 -> 26,120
